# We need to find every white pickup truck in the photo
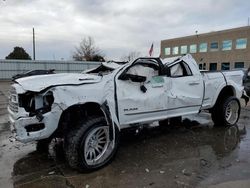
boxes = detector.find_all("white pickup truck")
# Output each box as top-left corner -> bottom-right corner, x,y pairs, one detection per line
8,54 -> 247,171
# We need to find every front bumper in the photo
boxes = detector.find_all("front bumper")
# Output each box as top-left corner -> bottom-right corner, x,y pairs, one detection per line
8,105 -> 62,143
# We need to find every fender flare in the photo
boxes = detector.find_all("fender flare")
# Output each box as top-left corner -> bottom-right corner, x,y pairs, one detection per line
101,101 -> 120,141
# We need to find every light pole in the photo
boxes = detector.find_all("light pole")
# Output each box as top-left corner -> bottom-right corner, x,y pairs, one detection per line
33,27 -> 36,60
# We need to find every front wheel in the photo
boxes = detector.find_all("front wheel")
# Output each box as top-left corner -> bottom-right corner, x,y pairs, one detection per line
36,138 -> 52,153
212,96 -> 241,126
64,116 -> 119,171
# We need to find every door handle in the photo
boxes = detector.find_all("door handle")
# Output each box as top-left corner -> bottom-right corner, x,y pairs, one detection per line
152,84 -> 163,88
188,82 -> 200,86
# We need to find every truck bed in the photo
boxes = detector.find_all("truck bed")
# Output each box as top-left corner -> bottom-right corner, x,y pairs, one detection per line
201,70 -> 244,109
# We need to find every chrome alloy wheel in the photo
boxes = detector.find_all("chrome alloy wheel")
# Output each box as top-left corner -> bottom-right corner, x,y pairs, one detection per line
84,126 -> 110,166
225,100 -> 239,125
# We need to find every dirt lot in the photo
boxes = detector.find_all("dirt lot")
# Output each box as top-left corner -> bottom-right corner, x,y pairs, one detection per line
1,81 -> 250,188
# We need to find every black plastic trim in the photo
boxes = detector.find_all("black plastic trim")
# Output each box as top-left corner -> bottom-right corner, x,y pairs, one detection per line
124,105 -> 201,116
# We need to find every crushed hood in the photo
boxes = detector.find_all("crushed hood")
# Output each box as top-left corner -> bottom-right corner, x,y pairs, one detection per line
15,73 -> 101,92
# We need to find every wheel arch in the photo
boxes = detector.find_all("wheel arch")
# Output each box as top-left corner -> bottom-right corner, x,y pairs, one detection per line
55,102 -> 118,138
212,85 -> 236,110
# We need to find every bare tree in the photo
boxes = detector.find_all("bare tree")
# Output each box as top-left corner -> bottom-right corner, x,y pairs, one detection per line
73,36 -> 105,61
121,51 -> 141,62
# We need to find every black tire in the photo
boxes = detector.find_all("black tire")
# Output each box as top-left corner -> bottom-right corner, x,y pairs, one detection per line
36,138 -> 52,153
211,96 -> 241,126
64,116 -> 119,171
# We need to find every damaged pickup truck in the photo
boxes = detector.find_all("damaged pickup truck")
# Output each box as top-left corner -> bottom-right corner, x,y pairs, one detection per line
8,54 -> 248,171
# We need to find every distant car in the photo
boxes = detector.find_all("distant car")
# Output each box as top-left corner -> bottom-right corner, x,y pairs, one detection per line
12,69 -> 55,81
243,68 -> 250,96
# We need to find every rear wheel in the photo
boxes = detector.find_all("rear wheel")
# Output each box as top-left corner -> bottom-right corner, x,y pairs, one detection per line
64,116 -> 119,171
211,96 -> 240,126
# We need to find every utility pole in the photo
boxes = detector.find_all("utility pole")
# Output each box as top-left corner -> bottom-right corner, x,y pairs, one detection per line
33,27 -> 36,60
248,17 -> 250,26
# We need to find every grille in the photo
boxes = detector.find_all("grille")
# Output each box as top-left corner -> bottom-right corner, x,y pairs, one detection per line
9,86 -> 18,113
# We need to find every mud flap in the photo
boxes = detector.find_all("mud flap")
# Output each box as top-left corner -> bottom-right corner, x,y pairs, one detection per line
242,91 -> 249,106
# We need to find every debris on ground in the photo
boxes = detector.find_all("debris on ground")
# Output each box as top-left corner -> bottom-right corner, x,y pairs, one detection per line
48,171 -> 55,175
182,169 -> 192,176
175,180 -> 189,188
200,158 -> 210,167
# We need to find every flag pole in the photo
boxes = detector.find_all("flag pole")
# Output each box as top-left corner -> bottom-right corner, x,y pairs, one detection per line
149,42 -> 154,57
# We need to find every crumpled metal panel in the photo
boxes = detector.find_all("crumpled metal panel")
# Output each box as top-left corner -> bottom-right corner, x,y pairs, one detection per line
16,73 -> 101,92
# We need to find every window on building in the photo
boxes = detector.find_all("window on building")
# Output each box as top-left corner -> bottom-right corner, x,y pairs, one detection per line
209,63 -> 217,71
210,42 -> 219,51
190,44 -> 197,53
199,64 -> 202,70
221,62 -> 230,70
198,63 -> 207,70
180,45 -> 188,54
234,62 -> 244,69
199,43 -> 207,52
164,47 -> 171,55
222,40 -> 232,51
172,46 -> 179,55
236,38 -> 247,49
203,63 -> 207,70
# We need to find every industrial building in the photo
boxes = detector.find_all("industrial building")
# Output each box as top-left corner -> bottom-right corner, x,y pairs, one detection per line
161,26 -> 250,70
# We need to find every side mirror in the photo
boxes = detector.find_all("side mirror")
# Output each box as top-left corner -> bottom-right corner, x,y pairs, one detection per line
119,73 -> 146,83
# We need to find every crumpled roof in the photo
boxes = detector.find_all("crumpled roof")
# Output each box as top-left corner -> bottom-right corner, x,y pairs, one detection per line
161,54 -> 196,65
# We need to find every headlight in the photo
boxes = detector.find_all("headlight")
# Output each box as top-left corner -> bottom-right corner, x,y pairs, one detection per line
19,92 -> 35,112
19,91 -> 54,116
43,91 -> 54,108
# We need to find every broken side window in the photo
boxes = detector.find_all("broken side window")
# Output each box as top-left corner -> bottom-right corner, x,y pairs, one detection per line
169,61 -> 192,77
126,62 -> 159,82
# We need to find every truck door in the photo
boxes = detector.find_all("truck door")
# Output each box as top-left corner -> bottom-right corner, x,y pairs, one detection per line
167,61 -> 203,117
115,61 -> 168,125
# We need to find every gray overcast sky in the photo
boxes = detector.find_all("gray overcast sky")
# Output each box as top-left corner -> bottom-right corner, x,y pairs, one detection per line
0,0 -> 249,60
